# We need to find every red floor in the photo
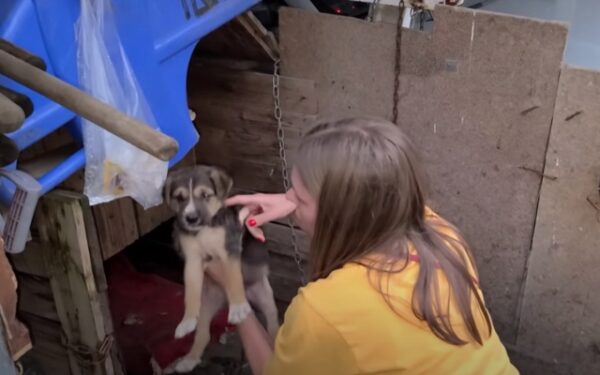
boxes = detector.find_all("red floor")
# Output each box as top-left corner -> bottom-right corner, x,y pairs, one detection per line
106,255 -> 231,374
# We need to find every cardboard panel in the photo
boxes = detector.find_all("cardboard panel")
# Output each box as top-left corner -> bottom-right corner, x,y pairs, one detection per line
517,66 -> 600,374
279,6 -> 567,342
425,7 -> 567,342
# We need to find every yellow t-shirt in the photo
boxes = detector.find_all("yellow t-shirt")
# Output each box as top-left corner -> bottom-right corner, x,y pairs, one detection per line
265,213 -> 519,375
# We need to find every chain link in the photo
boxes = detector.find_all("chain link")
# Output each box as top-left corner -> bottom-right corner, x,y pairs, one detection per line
393,0 -> 405,125
273,59 -> 306,285
62,334 -> 114,366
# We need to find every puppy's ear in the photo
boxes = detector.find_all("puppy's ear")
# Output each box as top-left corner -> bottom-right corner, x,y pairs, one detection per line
209,167 -> 233,199
163,173 -> 174,208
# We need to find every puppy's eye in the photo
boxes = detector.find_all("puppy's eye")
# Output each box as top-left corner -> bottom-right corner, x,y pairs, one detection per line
201,192 -> 211,199
174,194 -> 185,202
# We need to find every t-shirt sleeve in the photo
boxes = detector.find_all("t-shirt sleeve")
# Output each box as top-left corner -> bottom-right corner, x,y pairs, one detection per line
264,292 -> 359,375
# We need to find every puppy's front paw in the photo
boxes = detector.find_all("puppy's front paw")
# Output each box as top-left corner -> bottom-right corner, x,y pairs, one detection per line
175,318 -> 197,338
174,357 -> 201,373
228,302 -> 252,324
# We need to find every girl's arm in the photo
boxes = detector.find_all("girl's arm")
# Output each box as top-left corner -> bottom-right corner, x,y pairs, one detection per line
237,313 -> 273,375
207,264 -> 273,374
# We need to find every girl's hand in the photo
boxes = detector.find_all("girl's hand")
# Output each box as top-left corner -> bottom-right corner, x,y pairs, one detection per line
226,193 -> 297,240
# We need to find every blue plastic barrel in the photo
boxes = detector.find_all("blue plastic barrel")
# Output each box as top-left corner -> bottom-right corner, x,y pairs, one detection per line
0,0 -> 259,201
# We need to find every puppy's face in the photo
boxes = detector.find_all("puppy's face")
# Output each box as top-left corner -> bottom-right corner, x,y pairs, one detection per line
164,166 -> 233,232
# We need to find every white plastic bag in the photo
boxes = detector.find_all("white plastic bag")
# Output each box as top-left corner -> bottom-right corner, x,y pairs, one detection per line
76,0 -> 167,208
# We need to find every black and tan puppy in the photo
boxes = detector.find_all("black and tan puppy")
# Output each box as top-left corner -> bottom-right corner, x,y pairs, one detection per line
163,165 -> 279,373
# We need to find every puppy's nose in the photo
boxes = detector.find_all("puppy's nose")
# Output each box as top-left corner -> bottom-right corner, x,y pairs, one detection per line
185,213 -> 200,225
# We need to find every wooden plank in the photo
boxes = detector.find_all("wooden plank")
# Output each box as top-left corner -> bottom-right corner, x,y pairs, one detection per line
263,223 -> 309,306
279,6 -> 568,343
21,312 -> 73,375
195,11 -> 279,62
80,195 -> 125,375
263,222 -> 309,260
92,197 -> 139,260
188,67 -> 317,118
236,12 -> 280,60
10,241 -> 48,278
36,191 -> 118,375
197,125 -> 302,166
59,170 -> 85,192
18,127 -> 74,163
135,150 -> 196,237
188,66 -> 316,194
198,155 -> 284,194
17,274 -> 58,322
18,144 -> 78,179
516,67 -> 600,374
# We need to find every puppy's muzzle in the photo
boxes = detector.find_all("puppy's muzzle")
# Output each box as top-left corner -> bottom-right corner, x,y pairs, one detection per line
185,212 -> 201,226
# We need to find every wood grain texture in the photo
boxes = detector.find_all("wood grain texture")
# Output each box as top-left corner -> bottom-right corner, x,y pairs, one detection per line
36,191 -> 119,375
92,197 -> 139,260
195,11 -> 279,62
188,66 -> 316,194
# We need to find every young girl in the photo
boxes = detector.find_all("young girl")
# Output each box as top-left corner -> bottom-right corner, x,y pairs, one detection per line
212,117 -> 518,374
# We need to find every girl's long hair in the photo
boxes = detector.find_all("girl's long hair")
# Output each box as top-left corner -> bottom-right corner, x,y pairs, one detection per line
294,117 -> 491,345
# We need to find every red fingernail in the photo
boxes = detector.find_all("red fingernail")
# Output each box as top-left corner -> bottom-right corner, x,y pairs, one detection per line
260,237 -> 266,243
248,219 -> 256,227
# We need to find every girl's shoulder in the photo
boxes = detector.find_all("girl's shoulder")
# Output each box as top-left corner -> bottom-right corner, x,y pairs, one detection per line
297,260 -> 422,329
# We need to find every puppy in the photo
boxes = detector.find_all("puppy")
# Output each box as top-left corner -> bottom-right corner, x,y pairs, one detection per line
164,165 -> 279,373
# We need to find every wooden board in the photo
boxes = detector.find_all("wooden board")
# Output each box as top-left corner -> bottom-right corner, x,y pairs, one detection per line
19,313 -> 72,375
17,274 -> 58,322
36,191 -> 120,375
80,194 -> 126,375
195,12 -> 279,62
188,65 -> 317,194
279,6 -> 567,343
10,241 -> 48,278
516,67 -> 600,374
92,197 -> 139,260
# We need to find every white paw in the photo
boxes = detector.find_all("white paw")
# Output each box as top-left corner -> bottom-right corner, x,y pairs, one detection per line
174,357 -> 201,373
228,302 -> 252,324
175,318 -> 197,338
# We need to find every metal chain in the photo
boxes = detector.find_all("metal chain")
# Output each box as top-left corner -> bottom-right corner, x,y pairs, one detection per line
62,334 -> 114,366
273,59 -> 306,285
393,0 -> 405,125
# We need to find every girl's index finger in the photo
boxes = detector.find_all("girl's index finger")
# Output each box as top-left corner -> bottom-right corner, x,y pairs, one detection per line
225,194 -> 255,206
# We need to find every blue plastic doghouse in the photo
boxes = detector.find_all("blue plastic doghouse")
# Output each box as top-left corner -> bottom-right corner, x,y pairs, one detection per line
0,0 -> 259,198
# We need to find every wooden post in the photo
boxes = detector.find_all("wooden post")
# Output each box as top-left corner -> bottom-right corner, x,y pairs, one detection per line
35,191 -> 123,375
